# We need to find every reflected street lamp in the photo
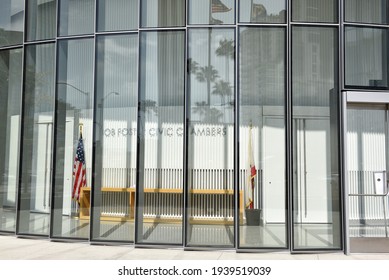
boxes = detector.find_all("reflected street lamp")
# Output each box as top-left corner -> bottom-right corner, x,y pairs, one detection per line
98,91 -> 120,108
57,82 -> 89,96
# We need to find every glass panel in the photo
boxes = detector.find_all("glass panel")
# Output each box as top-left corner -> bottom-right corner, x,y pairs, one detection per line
345,27 -> 388,88
189,0 -> 235,25
239,0 -> 286,23
0,48 -> 22,232
187,28 -> 235,248
52,39 -> 94,239
347,106 -> 389,239
0,0 -> 24,47
292,0 -> 337,23
136,31 -> 185,245
238,27 -> 286,249
345,0 -> 389,24
92,34 -> 138,242
141,0 -> 185,28
292,27 -> 341,250
17,43 -> 55,236
26,0 -> 56,41
59,0 -> 95,36
97,0 -> 138,32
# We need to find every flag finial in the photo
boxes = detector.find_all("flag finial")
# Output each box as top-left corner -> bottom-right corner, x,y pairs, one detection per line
79,123 -> 83,137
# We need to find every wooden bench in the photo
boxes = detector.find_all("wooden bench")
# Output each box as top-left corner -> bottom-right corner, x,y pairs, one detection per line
79,187 -> 243,224
79,187 -> 135,221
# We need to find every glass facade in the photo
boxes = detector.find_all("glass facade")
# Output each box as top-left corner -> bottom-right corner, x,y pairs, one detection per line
187,28 -> 235,248
292,0 -> 337,22
51,38 -> 94,239
239,27 -> 286,249
292,26 -> 341,250
2,0 -> 389,254
141,0 -> 185,27
0,48 -> 22,232
345,0 -> 389,24
189,0 -> 235,25
137,31 -> 185,245
97,0 -> 138,31
59,0 -> 95,36
239,0 -> 286,23
345,27 -> 388,88
26,0 -> 57,41
17,43 -> 55,236
0,0 -> 24,47
92,34 -> 138,242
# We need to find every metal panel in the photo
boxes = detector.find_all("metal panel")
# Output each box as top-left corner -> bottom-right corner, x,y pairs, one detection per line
346,91 -> 389,104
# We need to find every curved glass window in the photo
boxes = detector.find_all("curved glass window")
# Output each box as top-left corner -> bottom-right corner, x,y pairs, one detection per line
189,0 -> 235,25
136,31 -> 185,245
97,0 -> 138,31
0,0 -> 24,47
345,27 -> 389,89
26,0 -> 56,41
345,0 -> 389,24
51,38 -> 94,239
91,34 -> 138,242
0,48 -> 22,233
0,0 -> 351,253
17,43 -> 55,236
238,27 -> 286,249
141,0 -> 185,28
292,26 -> 341,250
59,0 -> 95,36
187,28 -> 235,248
292,0 -> 337,23
239,0 -> 286,23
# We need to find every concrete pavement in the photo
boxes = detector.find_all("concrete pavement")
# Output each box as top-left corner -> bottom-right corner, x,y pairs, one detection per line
1,235 -> 389,260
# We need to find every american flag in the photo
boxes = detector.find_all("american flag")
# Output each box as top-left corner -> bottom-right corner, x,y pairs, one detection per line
72,134 -> 86,203
211,0 -> 231,13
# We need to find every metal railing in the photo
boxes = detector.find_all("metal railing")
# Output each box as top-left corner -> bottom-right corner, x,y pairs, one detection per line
349,186 -> 389,238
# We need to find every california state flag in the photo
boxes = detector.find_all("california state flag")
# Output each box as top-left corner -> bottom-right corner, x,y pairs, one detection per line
247,126 -> 256,209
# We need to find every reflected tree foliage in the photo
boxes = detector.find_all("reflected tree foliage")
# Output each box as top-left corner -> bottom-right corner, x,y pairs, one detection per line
216,38 -> 235,60
193,101 -> 224,123
212,80 -> 232,106
188,58 -> 199,74
190,38 -> 234,123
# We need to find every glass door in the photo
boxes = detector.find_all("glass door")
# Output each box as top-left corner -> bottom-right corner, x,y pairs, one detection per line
292,116 -> 341,250
293,118 -> 331,224
347,104 -> 389,253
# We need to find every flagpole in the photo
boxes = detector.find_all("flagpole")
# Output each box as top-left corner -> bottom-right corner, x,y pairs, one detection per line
249,120 -> 254,209
208,1 -> 212,106
78,123 -> 82,216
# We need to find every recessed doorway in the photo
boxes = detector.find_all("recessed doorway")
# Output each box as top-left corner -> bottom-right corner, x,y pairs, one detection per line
346,98 -> 389,253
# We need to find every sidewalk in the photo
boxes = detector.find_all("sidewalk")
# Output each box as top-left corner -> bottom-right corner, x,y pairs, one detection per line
1,235 -> 389,260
